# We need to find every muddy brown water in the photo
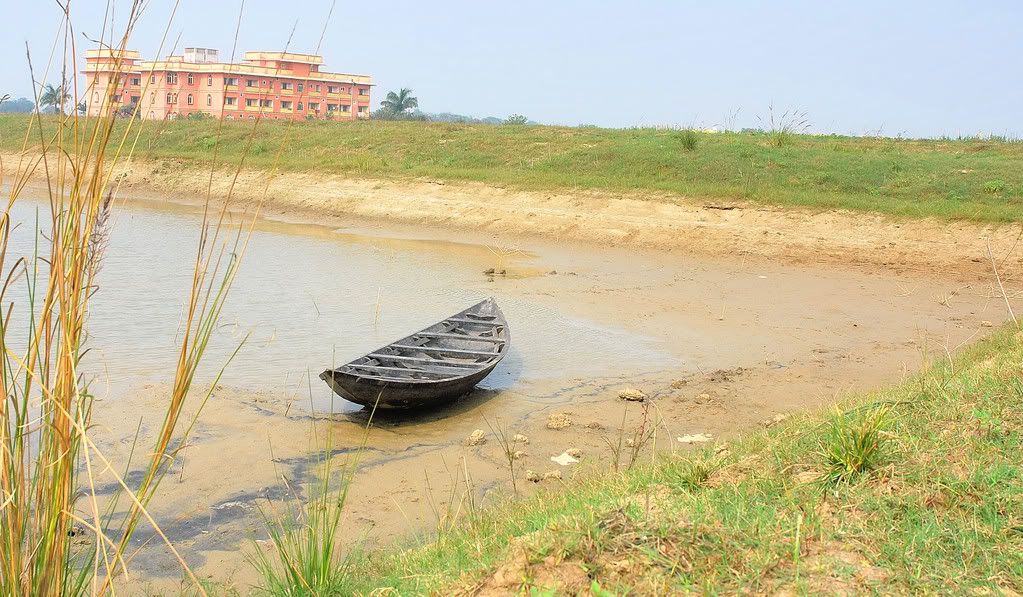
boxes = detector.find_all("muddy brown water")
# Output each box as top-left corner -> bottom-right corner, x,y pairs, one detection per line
10,184 -> 1015,592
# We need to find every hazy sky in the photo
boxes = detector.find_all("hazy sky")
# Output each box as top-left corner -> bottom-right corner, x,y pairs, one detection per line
2,0 -> 1021,137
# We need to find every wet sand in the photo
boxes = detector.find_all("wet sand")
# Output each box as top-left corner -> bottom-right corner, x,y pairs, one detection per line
66,192 -> 1016,592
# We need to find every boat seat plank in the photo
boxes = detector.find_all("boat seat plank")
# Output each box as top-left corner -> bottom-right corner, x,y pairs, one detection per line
445,317 -> 501,325
346,363 -> 467,375
368,353 -> 484,368
390,344 -> 500,357
412,332 -> 505,343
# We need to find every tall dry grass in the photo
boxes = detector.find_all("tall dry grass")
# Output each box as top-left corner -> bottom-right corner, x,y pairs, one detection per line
0,2 -> 252,594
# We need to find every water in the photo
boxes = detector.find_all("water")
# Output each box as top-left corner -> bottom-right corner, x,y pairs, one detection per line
6,191 -> 673,404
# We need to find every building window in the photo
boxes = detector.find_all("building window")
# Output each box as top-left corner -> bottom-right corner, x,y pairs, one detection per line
297,102 -> 303,111
130,77 -> 141,86
246,79 -> 256,88
150,92 -> 155,104
225,77 -> 238,86
358,106 -> 368,113
166,93 -> 173,104
206,94 -> 212,106
150,75 -> 155,83
281,101 -> 293,110
261,99 -> 273,108
359,88 -> 369,96
327,85 -> 339,94
187,73 -> 193,85
280,82 -> 293,91
166,72 -> 178,84
207,75 -> 213,86
297,83 -> 304,92
341,104 -> 351,113
93,92 -> 99,102
245,98 -> 257,107
326,104 -> 337,112
187,94 -> 193,105
315,84 -> 320,92
225,97 -> 237,106
309,102 -> 319,111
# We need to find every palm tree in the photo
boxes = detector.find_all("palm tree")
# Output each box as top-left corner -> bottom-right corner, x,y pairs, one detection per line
379,88 -> 418,116
39,83 -> 70,114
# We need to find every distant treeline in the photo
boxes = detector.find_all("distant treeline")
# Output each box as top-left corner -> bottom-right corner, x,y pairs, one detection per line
0,97 -> 34,113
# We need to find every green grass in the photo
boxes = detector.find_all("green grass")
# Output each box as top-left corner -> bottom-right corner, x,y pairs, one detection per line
307,325 -> 1023,594
3,115 -> 1023,222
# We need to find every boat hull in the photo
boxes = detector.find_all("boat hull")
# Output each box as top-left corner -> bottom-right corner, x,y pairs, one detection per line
319,298 -> 509,411
320,362 -> 499,410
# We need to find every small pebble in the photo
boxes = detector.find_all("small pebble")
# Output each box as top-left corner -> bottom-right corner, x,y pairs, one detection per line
512,450 -> 527,460
546,412 -> 572,430
525,469 -> 541,483
513,433 -> 529,444
464,429 -> 487,446
981,320 -> 994,328
542,470 -> 562,481
618,387 -> 647,402
566,448 -> 582,459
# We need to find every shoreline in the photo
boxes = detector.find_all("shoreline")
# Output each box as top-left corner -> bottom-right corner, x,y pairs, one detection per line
6,150 -> 1020,281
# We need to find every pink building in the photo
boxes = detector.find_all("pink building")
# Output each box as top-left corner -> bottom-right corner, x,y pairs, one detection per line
83,47 -> 372,121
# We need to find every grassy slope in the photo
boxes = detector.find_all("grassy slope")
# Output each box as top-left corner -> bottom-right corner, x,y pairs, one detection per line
337,326 -> 1023,594
2,115 -> 1023,222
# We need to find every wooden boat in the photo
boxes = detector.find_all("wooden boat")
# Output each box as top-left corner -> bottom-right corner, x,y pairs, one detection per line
319,298 -> 510,410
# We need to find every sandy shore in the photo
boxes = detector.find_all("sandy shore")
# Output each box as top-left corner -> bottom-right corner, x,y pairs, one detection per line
5,151 -> 1020,280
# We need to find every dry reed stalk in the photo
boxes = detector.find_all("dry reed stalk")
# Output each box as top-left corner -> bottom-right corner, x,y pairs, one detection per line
0,2 -> 256,594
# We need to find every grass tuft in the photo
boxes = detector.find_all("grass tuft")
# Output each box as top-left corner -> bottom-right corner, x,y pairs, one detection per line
674,128 -> 699,152
817,405 -> 891,486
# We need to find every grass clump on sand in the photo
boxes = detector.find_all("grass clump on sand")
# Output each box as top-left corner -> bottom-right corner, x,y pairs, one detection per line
300,325 -> 1023,594
2,115 -> 1023,222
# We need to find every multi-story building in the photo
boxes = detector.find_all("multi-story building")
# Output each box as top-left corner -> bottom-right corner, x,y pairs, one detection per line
83,47 -> 372,121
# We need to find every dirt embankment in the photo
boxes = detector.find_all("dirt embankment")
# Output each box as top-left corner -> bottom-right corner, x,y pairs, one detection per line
6,152 -> 1021,279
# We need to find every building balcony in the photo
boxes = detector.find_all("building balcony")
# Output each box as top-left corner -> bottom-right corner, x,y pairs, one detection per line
223,103 -> 239,110
225,85 -> 238,92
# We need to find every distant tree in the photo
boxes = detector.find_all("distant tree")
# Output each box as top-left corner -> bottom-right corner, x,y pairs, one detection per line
0,96 -> 36,114
77,100 -> 86,115
39,83 -> 70,113
117,102 -> 138,118
378,88 -> 419,117
504,114 -> 528,125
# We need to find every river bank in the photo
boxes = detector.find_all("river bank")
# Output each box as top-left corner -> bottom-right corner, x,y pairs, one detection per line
18,179 -> 1001,592
7,148 -> 1023,282
4,141 -> 1021,592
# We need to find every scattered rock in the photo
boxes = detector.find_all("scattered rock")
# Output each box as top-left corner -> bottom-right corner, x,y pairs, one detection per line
618,387 -> 647,402
496,269 -> 507,275
546,412 -> 572,430
464,429 -> 487,446
513,433 -> 530,444
585,421 -> 604,430
764,413 -> 789,427
483,268 -> 495,275
525,469 -> 542,483
551,451 -> 580,466
981,320 -> 994,328
512,450 -> 527,460
566,448 -> 582,459
670,379 -> 688,389
625,438 -> 636,448
695,393 -> 711,404
542,470 -> 563,481
677,433 -> 713,444
547,270 -> 558,275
